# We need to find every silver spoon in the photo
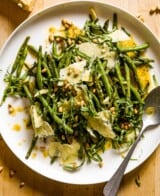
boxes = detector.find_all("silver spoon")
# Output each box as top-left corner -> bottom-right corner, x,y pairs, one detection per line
103,86 -> 160,196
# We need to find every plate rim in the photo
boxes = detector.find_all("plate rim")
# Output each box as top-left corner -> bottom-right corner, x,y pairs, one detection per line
0,0 -> 160,185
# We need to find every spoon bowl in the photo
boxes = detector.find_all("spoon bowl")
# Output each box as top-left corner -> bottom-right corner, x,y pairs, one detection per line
103,86 -> 160,196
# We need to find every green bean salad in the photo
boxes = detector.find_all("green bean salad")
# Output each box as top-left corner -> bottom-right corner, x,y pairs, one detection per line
1,9 -> 154,171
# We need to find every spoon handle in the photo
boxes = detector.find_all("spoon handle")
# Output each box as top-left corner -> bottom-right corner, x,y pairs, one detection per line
103,131 -> 142,196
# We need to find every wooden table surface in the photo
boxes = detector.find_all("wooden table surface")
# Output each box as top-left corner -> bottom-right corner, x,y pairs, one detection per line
0,0 -> 160,195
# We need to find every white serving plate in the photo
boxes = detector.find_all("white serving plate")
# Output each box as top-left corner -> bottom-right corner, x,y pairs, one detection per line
0,0 -> 160,184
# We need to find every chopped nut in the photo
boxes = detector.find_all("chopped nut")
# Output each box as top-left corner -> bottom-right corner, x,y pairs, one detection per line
135,175 -> 141,187
19,181 -> 25,188
62,19 -> 72,29
124,124 -> 129,130
121,122 -> 130,130
74,115 -> 79,122
137,15 -> 144,23
101,48 -> 107,54
127,123 -> 131,128
66,135 -> 72,144
85,143 -> 90,149
110,107 -> 115,113
120,122 -> 130,130
41,68 -> 47,73
92,38 -> 98,43
55,37 -> 62,42
8,104 -> 15,114
80,100 -> 85,106
77,55 -> 82,61
98,162 -> 103,168
68,85 -> 73,91
67,38 -> 73,45
40,146 -> 46,151
121,123 -> 125,129
63,80 -> 68,86
49,34 -> 57,42
64,83 -> 70,89
110,107 -> 116,115
12,0 -> 35,12
17,3 -> 23,8
9,169 -> 16,178
0,166 -> 3,173
92,88 -> 96,93
61,135 -> 65,140
58,106 -> 63,113
73,123 -> 78,128
76,101 -> 81,107
98,38 -> 102,43
71,89 -> 77,97
77,40 -> 82,44
134,108 -> 138,114
53,86 -> 58,93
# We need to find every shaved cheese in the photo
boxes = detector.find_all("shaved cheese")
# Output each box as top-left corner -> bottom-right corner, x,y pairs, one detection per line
78,42 -> 117,69
108,29 -> 130,42
59,60 -> 91,84
101,45 -> 117,69
88,110 -> 115,139
78,42 -> 101,58
30,105 -> 54,137
12,0 -> 35,11
48,140 -> 80,164
48,142 -> 61,158
59,142 -> 80,164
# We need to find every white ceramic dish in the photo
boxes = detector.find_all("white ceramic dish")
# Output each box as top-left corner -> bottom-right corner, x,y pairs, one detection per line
0,0 -> 160,185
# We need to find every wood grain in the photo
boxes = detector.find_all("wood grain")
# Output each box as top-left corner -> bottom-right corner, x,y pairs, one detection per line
0,0 -> 160,195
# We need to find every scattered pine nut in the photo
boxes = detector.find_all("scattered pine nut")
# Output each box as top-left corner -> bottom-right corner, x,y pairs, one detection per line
62,19 -> 72,29
98,162 -> 103,168
135,175 -> 141,187
48,34 -> 54,42
92,88 -> 96,93
137,15 -> 144,23
9,169 -> 16,178
74,115 -> 79,122
67,38 -> 73,45
110,107 -> 115,113
41,68 -> 47,73
8,104 -> 15,114
134,108 -> 138,114
92,38 -> 98,43
19,181 -> 25,188
58,106 -> 63,113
